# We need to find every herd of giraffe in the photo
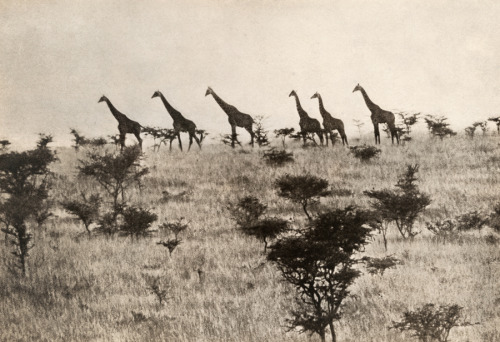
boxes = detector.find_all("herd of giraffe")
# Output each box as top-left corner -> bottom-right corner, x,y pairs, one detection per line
98,84 -> 399,152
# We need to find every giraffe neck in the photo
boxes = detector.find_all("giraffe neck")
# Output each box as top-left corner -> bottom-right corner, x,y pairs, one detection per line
210,91 -> 233,116
359,88 -> 378,112
316,95 -> 329,118
159,93 -> 184,121
104,99 -> 125,122
292,94 -> 309,119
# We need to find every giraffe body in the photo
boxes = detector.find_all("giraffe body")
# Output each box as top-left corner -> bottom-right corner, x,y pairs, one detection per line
152,91 -> 201,151
205,87 -> 254,148
289,90 -> 324,146
311,92 -> 348,146
98,96 -> 143,151
352,84 -> 399,145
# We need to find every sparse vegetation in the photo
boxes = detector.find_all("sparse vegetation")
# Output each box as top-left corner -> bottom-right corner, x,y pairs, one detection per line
349,144 -> 381,162
61,193 -> 102,235
425,115 -> 457,140
365,164 -> 431,240
274,174 -> 330,220
274,127 -> 295,148
391,303 -> 471,342
0,135 -> 57,276
262,148 -> 294,166
253,115 -> 270,147
267,206 -> 374,342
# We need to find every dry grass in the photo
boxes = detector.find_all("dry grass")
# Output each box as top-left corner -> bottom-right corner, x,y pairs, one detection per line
1,134 -> 499,341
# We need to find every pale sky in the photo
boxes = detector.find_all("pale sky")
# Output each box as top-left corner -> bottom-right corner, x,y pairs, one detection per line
1,0 -> 499,147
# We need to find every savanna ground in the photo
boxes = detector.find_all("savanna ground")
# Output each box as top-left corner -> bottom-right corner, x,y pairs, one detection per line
1,133 -> 499,342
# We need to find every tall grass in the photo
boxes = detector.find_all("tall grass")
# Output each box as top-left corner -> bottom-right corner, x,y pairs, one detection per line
1,133 -> 499,341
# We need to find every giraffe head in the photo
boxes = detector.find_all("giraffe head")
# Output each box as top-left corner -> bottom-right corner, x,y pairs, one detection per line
205,87 -> 213,97
289,90 -> 297,97
352,83 -> 362,93
98,95 -> 108,103
151,90 -> 162,99
311,92 -> 320,100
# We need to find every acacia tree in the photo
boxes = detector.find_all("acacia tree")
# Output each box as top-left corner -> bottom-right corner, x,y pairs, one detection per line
275,174 -> 330,220
268,206 -> 373,342
365,164 -> 431,240
424,115 -> 456,140
78,146 -> 148,234
274,128 -> 295,148
0,135 -> 57,276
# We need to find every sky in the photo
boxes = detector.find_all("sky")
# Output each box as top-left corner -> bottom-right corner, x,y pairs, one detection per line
0,0 -> 499,148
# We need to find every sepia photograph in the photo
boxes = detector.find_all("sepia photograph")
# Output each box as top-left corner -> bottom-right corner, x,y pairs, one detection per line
0,0 -> 499,341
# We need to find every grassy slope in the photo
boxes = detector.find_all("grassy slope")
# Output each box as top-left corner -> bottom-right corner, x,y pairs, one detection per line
1,134 -> 499,342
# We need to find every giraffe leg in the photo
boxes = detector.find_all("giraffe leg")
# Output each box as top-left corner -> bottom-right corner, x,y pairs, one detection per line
325,131 -> 329,147
192,132 -> 202,150
134,133 -> 143,151
318,131 -> 324,146
373,123 -> 380,144
244,126 -> 254,147
119,133 -> 126,151
231,125 -> 237,148
330,131 -> 336,146
177,132 -> 183,151
301,131 -> 307,146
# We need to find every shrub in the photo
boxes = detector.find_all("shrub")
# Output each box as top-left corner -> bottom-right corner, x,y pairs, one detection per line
142,126 -> 177,151
157,239 -> 182,256
240,217 -> 288,252
391,303 -> 470,342
0,135 -> 57,276
159,218 -> 189,240
143,274 -> 171,306
455,211 -> 488,231
0,140 -> 11,153
349,144 -> 381,162
267,206 -> 374,342
362,255 -> 401,276
220,133 -> 242,148
262,148 -> 294,166
78,146 -> 148,233
274,127 -> 295,148
120,206 -> 158,238
352,119 -> 365,140
254,115 -> 270,147
365,164 -> 431,240
275,174 -> 330,220
195,129 -> 208,144
61,193 -> 102,235
227,196 -> 267,227
424,115 -> 456,140
426,219 -> 456,239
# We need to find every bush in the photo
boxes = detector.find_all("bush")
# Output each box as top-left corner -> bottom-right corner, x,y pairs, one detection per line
362,255 -> 401,276
274,127 -> 295,148
455,211 -> 488,231
262,148 -> 294,166
240,217 -> 288,252
424,115 -> 456,140
391,303 -> 470,342
159,218 -> 189,240
227,196 -> 267,227
61,193 -> 102,235
120,206 -> 158,238
254,115 -> 270,147
275,174 -> 330,220
267,206 -> 374,342
78,146 -> 148,233
0,135 -> 57,276
349,144 -> 381,162
426,219 -> 456,240
365,164 -> 431,240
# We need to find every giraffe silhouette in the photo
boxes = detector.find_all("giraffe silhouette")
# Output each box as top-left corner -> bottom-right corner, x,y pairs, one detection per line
205,87 -> 254,148
289,90 -> 324,146
352,84 -> 399,145
152,90 -> 201,151
311,92 -> 348,146
98,95 -> 143,151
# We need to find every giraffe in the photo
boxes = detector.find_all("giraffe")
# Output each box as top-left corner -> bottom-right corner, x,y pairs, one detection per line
98,95 -> 143,151
289,90 -> 324,146
311,92 -> 348,146
152,91 -> 201,151
205,87 -> 254,148
352,84 -> 399,145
